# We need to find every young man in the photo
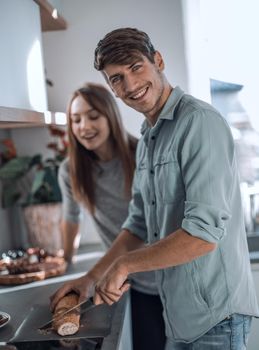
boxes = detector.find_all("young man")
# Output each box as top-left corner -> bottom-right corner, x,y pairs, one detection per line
51,28 -> 259,349
92,28 -> 259,349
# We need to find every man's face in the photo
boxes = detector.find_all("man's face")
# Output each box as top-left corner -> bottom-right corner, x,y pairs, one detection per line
103,52 -> 168,123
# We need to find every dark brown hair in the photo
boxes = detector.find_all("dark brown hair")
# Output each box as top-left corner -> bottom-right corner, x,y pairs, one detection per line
67,83 -> 137,214
94,27 -> 156,71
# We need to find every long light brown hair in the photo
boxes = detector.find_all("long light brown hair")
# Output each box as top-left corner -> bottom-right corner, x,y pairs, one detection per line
67,83 -> 137,214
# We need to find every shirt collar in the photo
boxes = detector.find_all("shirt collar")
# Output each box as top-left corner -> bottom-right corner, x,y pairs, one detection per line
140,86 -> 185,135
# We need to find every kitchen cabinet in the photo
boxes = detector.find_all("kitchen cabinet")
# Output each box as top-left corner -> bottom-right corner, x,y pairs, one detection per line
0,0 -> 48,112
0,0 -> 68,116
0,106 -> 44,128
0,0 -> 69,254
0,106 -> 66,129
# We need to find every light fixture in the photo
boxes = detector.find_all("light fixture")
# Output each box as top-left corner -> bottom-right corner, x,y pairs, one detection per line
52,8 -> 58,19
44,111 -> 52,124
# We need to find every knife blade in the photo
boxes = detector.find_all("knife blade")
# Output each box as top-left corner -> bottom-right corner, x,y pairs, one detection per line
38,296 -> 95,331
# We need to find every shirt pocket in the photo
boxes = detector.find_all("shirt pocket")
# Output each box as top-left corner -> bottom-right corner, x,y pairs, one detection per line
154,155 -> 184,203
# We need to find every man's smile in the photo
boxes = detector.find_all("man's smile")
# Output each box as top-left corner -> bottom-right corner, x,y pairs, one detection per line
130,86 -> 149,100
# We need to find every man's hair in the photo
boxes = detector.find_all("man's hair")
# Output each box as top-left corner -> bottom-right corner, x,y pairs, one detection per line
94,27 -> 156,71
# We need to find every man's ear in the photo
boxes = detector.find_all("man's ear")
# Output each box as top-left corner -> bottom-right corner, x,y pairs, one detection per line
154,51 -> 165,71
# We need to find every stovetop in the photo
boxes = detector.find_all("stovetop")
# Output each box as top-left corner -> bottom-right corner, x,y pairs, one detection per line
9,338 -> 103,350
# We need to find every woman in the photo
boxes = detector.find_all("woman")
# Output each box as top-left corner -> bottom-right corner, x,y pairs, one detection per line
54,83 -> 166,350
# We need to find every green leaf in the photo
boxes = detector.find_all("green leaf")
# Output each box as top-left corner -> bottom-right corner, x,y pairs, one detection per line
25,166 -> 62,204
30,154 -> 42,167
0,155 -> 41,180
2,183 -> 21,208
30,169 -> 45,195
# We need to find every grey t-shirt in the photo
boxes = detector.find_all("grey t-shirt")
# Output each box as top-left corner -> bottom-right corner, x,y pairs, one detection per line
58,157 -> 158,295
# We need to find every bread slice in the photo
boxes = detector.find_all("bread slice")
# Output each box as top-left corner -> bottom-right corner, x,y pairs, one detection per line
52,292 -> 80,336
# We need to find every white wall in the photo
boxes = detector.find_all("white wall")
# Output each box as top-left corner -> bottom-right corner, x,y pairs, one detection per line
0,129 -> 13,253
0,0 -> 48,252
0,0 -> 47,111
41,0 -> 191,245
181,0 -> 211,102
11,127 -> 54,158
42,0 -> 189,137
199,0 -> 259,132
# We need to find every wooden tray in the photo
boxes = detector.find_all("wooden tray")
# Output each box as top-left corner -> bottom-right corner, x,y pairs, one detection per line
0,257 -> 67,285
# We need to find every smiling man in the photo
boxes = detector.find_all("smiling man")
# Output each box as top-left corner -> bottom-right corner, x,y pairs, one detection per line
90,28 -> 259,349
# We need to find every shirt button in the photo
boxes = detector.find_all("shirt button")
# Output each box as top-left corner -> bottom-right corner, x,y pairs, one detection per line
151,136 -> 155,140
154,232 -> 158,237
151,200 -> 155,205
150,169 -> 154,174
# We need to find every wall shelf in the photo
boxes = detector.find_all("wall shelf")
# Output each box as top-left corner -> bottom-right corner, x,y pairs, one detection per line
0,106 -> 67,129
33,0 -> 68,32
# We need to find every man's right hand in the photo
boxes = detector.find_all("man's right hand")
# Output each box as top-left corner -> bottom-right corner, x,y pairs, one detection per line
49,273 -> 95,312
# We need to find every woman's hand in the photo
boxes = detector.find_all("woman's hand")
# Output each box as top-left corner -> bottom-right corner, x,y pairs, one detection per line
50,273 -> 95,312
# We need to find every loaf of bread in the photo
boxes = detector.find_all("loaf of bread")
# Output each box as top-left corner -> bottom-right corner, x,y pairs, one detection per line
52,292 -> 80,336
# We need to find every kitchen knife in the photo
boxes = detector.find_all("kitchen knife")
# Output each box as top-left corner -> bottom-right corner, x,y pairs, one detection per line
38,296 -> 95,331
38,279 -> 131,332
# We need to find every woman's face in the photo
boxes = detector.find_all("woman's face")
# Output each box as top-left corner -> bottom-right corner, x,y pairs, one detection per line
70,95 -> 113,161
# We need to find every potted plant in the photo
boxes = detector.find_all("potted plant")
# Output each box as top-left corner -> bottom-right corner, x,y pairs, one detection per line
0,126 -> 68,254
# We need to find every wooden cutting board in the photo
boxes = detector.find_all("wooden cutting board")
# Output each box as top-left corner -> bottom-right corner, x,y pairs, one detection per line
10,302 -> 115,343
0,257 -> 67,285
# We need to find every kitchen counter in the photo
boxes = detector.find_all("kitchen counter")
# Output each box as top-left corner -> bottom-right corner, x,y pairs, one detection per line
1,243 -> 258,349
0,244 -> 105,295
248,235 -> 259,267
0,245 -> 132,350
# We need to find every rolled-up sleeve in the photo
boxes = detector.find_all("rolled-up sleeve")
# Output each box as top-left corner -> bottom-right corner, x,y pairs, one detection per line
180,110 -> 233,243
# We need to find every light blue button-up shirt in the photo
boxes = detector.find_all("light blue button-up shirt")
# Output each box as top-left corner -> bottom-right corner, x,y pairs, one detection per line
123,87 -> 259,342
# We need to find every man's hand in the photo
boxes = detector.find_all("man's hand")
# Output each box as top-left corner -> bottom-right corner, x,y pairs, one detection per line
94,259 -> 130,305
50,273 -> 95,312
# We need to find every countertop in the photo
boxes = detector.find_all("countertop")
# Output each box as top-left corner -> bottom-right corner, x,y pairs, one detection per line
248,235 -> 259,268
0,242 -> 257,349
0,245 -> 130,350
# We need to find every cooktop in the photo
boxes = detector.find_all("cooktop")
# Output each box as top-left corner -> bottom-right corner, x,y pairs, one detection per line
9,337 -> 103,350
